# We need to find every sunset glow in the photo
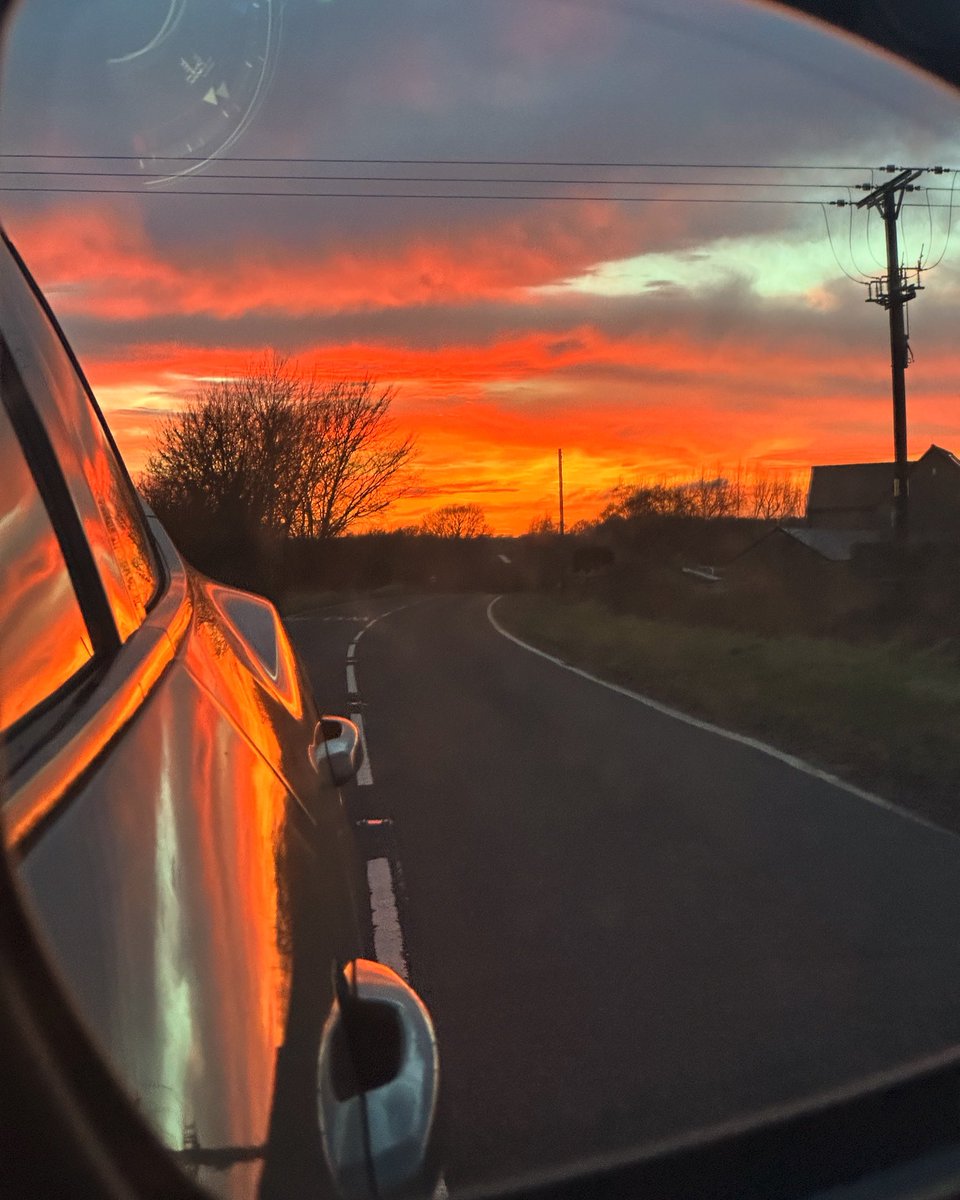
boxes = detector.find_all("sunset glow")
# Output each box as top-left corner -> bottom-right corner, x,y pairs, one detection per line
4,0 -> 960,534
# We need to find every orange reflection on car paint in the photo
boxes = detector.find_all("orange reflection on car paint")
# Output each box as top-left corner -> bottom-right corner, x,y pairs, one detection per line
188,586 -> 313,797
3,623 -> 172,847
10,541 -> 303,1179
30,307 -> 151,641
0,522 -> 93,732
0,400 -> 93,734
186,703 -> 289,1144
188,592 -> 284,765
209,585 -> 305,722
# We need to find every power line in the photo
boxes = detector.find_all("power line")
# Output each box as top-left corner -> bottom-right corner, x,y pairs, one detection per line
1,182 -> 956,205
922,168 -> 959,270
820,203 -> 871,285
0,183 -> 858,202
864,194 -> 887,269
0,152 -> 882,170
0,169 -> 875,187
846,186 -> 875,279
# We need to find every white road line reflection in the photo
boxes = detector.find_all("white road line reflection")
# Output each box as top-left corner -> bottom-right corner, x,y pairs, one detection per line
351,710 -> 374,785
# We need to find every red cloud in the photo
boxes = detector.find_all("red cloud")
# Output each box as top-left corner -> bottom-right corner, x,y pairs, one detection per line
10,198 -> 670,321
11,201 -> 960,534
80,326 -> 960,534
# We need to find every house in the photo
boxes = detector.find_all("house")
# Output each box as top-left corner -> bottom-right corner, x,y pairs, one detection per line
807,444 -> 960,540
730,526 -> 880,575
907,445 -> 960,539
715,524 -> 879,634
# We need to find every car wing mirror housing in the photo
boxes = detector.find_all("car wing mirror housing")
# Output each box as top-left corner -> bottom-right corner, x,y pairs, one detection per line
318,959 -> 439,1200
312,716 -> 364,786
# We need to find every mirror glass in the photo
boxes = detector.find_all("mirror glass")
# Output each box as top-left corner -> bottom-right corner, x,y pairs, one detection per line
4,1 -> 960,1197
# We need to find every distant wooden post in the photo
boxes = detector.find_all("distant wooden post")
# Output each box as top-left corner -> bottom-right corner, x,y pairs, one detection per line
558,447 -> 565,537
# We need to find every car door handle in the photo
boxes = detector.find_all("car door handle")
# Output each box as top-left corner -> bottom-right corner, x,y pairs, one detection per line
318,959 -> 439,1200
311,716 -> 364,786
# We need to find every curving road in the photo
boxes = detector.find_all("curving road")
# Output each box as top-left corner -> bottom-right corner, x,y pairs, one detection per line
287,592 -> 960,1195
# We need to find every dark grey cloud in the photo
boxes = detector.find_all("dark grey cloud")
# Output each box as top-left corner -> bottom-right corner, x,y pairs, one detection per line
4,0 -> 960,470
5,0 -> 958,261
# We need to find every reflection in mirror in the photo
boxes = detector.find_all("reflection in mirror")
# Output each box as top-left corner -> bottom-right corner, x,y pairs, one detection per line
0,395 -> 93,735
5,1 -> 960,1197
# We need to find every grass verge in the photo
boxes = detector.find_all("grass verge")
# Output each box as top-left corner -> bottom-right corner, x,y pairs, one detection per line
496,593 -> 960,832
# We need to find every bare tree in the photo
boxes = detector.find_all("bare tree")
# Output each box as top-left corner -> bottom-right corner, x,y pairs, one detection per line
420,503 -> 491,538
600,469 -> 806,526
526,513 -> 557,537
749,471 -> 806,520
298,379 -> 415,538
141,357 -> 415,540
601,481 -> 695,520
685,474 -> 739,520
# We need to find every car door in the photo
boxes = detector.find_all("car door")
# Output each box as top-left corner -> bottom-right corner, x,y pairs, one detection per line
1,230 -> 366,1200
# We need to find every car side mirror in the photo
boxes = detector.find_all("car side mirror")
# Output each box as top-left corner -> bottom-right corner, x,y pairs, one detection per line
311,716 -> 364,786
318,959 -> 439,1200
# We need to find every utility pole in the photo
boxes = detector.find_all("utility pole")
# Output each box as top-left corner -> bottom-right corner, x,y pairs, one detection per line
557,448 -> 565,537
856,169 -> 923,541
557,448 -> 565,594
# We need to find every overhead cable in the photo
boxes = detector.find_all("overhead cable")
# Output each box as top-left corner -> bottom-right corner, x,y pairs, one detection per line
0,184 -> 858,202
0,152 -> 885,169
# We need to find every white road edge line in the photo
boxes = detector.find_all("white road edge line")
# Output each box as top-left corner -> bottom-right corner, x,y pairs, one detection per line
351,601 -> 440,1190
351,710 -> 374,786
486,596 -> 957,840
366,857 -> 409,981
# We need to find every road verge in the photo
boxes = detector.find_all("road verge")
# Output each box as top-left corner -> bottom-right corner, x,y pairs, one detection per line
494,593 -> 960,833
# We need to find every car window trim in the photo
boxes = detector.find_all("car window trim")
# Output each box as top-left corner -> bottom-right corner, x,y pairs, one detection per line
2,230 -> 166,611
1,336 -> 119,659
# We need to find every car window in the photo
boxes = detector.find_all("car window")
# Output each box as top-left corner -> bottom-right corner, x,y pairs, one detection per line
0,385 -> 93,734
0,240 -> 160,642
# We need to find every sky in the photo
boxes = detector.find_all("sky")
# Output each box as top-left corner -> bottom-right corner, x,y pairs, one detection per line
2,0 -> 960,533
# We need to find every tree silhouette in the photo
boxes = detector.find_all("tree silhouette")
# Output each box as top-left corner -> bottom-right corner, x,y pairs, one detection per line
420,503 -> 491,538
141,356 -> 415,541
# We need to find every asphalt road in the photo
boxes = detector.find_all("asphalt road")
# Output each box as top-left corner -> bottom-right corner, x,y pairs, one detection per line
287,592 -> 960,1194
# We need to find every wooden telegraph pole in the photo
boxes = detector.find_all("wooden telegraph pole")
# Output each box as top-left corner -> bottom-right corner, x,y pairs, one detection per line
558,448 -> 565,593
856,169 -> 923,541
558,448 -> 565,536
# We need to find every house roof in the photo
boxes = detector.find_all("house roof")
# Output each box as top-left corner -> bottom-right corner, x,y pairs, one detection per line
781,527 -> 881,561
807,461 -> 901,514
733,525 -> 880,566
807,444 -> 960,515
919,444 -> 960,470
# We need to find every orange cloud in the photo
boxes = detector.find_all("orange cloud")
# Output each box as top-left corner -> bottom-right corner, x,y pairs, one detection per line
10,198 -> 660,321
11,201 -> 960,536
79,328 -> 960,535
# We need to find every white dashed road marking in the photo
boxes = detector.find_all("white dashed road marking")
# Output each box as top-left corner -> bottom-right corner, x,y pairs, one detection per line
286,613 -> 366,624
366,857 -> 409,980
346,608 -> 416,1011
343,603 -> 445,1194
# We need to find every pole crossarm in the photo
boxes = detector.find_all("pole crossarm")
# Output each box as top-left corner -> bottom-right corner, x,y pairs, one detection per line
855,168 -> 923,212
